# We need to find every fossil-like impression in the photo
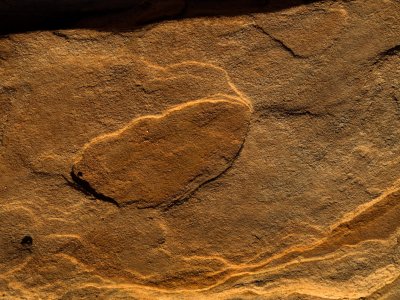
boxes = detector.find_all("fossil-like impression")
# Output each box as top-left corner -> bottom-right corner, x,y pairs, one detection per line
72,98 -> 251,208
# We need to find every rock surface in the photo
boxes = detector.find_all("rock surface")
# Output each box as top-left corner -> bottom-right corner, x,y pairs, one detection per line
72,98 -> 251,208
0,0 -> 400,299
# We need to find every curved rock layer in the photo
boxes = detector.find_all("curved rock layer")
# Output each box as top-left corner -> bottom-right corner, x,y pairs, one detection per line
72,98 -> 251,208
0,0 -> 400,299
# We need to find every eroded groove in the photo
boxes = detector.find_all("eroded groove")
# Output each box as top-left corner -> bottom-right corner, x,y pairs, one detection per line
68,170 -> 120,207
373,44 -> 400,64
258,107 -> 326,119
251,22 -> 304,58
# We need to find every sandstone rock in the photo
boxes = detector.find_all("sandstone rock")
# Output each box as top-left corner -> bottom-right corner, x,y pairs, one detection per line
72,98 -> 251,208
0,0 -> 400,299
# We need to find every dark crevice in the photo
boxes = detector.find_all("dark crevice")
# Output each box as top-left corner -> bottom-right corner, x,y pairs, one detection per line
65,170 -> 120,207
277,110 -> 321,117
379,44 -> 400,57
1,0 -> 323,35
256,106 -> 326,119
373,44 -> 400,65
0,0 -> 159,35
251,22 -> 303,58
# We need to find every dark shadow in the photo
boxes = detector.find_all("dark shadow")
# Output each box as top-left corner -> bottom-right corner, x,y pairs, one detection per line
0,0 -> 323,35
68,170 -> 120,207
20,235 -> 33,246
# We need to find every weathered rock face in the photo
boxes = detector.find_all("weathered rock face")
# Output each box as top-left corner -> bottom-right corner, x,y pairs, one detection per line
0,0 -> 400,299
72,98 -> 251,208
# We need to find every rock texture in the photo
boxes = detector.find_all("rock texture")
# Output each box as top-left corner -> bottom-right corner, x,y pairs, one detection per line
0,0 -> 400,299
72,98 -> 251,208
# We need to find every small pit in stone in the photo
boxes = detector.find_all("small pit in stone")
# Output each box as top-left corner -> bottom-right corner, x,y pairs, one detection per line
21,235 -> 33,246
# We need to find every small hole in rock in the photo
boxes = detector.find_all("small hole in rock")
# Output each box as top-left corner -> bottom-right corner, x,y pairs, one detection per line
21,235 -> 33,246
77,172 -> 83,177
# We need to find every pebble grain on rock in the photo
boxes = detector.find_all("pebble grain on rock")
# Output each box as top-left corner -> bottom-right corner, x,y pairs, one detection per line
0,0 -> 400,299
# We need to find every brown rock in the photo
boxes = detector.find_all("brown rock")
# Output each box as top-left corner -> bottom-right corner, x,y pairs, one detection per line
72,98 -> 251,208
1,0 -> 400,299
